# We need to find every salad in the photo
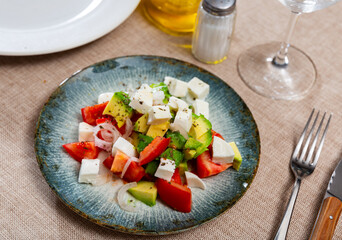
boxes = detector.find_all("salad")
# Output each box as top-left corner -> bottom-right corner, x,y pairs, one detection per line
62,76 -> 242,213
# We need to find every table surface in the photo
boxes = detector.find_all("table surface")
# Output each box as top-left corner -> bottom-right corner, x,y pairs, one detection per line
1,1 -> 342,239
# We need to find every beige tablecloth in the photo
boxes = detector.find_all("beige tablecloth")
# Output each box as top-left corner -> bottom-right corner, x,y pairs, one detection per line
1,1 -> 342,239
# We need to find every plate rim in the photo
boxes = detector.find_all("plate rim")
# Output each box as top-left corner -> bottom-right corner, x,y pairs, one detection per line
35,55 -> 261,235
0,0 -> 140,56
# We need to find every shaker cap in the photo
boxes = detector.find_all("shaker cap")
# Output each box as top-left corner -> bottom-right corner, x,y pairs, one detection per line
202,0 -> 236,16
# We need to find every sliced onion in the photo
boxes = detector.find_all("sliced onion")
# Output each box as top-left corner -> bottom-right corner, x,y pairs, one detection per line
121,157 -> 138,179
122,118 -> 133,139
94,134 -> 113,152
93,122 -> 121,151
112,129 -> 121,142
99,129 -> 114,142
102,122 -> 122,141
117,182 -> 137,212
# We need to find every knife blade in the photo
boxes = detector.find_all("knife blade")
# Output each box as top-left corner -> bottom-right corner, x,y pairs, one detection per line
310,160 -> 342,240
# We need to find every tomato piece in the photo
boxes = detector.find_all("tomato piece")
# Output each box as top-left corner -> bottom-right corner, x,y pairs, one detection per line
211,130 -> 224,140
171,168 -> 182,185
81,102 -> 108,125
111,151 -> 130,173
95,116 -> 113,125
143,172 -> 155,181
96,117 -> 126,135
196,150 -> 232,178
115,123 -> 126,135
155,178 -> 192,213
131,111 -> 143,124
96,129 -> 112,141
103,155 -> 114,169
123,161 -> 145,182
62,142 -> 100,162
139,137 -> 171,165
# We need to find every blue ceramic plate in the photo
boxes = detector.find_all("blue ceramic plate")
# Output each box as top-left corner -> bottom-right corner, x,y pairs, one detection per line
35,56 -> 260,235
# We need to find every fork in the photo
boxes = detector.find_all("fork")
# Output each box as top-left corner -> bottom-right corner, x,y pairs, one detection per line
274,109 -> 332,240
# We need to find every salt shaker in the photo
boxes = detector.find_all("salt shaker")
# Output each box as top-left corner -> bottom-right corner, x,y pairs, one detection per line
192,0 -> 236,64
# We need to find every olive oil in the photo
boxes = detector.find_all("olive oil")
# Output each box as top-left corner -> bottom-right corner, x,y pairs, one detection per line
142,0 -> 201,35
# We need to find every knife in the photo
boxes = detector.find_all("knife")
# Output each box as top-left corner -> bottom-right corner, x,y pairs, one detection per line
310,160 -> 342,240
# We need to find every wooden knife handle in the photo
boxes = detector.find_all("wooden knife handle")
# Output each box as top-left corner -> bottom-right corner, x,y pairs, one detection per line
310,196 -> 342,240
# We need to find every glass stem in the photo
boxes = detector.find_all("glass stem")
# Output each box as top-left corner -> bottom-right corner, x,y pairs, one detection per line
273,11 -> 301,67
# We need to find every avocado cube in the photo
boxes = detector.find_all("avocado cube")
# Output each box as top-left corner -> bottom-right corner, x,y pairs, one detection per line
103,92 -> 133,128
189,114 -> 212,140
178,162 -> 188,175
184,137 -> 202,150
197,130 -> 212,147
229,142 -> 242,171
160,148 -> 183,167
193,130 -> 212,157
134,114 -> 149,134
128,181 -> 157,206
130,132 -> 140,148
145,160 -> 160,175
166,130 -> 187,149
193,146 -> 208,158
137,134 -> 154,153
146,121 -> 170,138
184,137 -> 206,159
184,149 -> 197,160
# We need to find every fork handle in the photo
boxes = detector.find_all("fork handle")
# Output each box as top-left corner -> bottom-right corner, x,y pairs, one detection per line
274,178 -> 301,240
310,197 -> 342,240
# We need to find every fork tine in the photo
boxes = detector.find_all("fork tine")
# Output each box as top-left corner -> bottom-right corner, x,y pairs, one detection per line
310,113 -> 332,166
291,108 -> 315,160
298,110 -> 320,162
304,112 -> 325,164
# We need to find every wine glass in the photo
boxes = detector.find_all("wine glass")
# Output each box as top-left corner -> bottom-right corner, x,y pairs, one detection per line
237,0 -> 341,100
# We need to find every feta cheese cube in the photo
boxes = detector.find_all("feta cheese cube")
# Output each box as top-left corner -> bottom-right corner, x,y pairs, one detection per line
168,96 -> 188,111
212,136 -> 235,164
78,159 -> 100,184
152,90 -> 165,106
184,93 -> 196,105
185,171 -> 206,190
147,105 -> 172,125
170,123 -> 189,139
164,76 -> 172,85
98,92 -> 114,104
112,137 -> 137,157
193,99 -> 209,119
164,76 -> 188,97
174,107 -> 192,132
168,98 -> 178,110
188,77 -> 210,99
78,122 -> 94,142
139,84 -> 152,92
169,107 -> 192,139
154,158 -> 176,181
129,86 -> 153,114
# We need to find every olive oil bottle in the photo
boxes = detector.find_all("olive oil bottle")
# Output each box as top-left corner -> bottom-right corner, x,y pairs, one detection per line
142,0 -> 201,35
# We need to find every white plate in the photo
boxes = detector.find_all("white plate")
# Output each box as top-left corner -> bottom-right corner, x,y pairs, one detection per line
0,0 -> 140,56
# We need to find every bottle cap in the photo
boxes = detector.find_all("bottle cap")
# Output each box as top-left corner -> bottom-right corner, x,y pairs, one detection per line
202,0 -> 236,16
